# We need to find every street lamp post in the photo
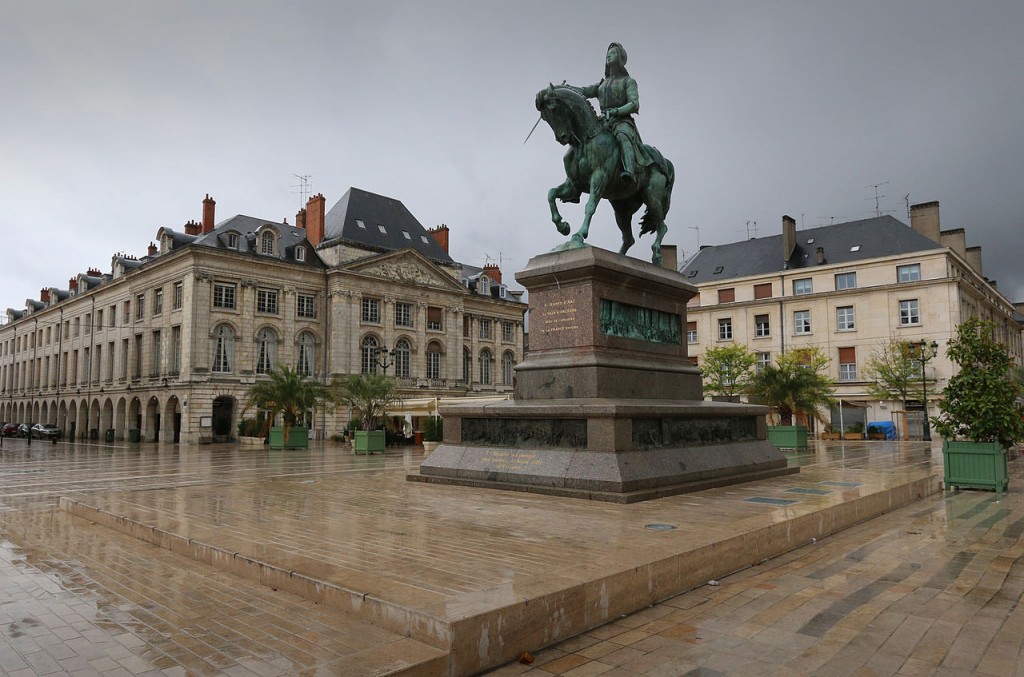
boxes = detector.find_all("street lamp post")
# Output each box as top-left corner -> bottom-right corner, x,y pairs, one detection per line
912,339 -> 940,442
373,346 -> 395,375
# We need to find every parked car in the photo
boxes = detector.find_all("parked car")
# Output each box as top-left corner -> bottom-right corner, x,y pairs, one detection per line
1,423 -> 21,437
16,423 -> 30,438
30,423 -> 61,440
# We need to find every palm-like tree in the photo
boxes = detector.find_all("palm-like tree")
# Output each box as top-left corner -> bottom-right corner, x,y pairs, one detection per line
747,347 -> 836,426
244,365 -> 330,444
334,373 -> 398,431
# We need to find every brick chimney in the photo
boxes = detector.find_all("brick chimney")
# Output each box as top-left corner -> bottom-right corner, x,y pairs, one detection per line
69,277 -> 78,291
202,194 -> 216,234
482,263 -> 502,284
295,207 -> 307,230
910,201 -> 940,243
429,224 -> 450,253
305,194 -> 326,246
146,242 -> 157,257
782,215 -> 797,264
87,267 -> 102,277
40,288 -> 50,303
183,219 -> 201,236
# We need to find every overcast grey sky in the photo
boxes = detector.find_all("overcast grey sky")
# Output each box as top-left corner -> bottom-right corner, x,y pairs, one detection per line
3,1 -> 1023,311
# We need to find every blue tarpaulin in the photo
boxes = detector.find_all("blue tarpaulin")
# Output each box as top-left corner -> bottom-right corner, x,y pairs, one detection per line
867,421 -> 896,440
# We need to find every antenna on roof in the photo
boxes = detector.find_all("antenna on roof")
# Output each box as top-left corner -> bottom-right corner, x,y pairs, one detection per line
484,252 -> 513,267
866,181 -> 889,217
817,216 -> 843,227
904,193 -> 911,220
291,174 -> 312,208
689,225 -> 701,247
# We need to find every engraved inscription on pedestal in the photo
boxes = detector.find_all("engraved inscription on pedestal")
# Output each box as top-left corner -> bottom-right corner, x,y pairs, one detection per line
633,416 -> 757,449
477,449 -> 547,473
462,418 -> 587,448
541,298 -> 580,336
599,299 -> 681,345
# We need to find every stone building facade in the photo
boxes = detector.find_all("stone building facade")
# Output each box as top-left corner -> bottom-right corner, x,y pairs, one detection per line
0,188 -> 525,444
682,201 -> 1023,433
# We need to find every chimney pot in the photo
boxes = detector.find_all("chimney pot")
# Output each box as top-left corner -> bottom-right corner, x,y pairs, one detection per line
69,278 -> 78,291
782,215 -> 797,262
202,194 -> 217,234
429,224 -> 450,253
147,242 -> 158,257
305,194 -> 326,246
40,288 -> 50,303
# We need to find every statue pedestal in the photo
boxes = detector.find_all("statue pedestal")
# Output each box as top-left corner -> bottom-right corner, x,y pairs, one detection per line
409,246 -> 795,503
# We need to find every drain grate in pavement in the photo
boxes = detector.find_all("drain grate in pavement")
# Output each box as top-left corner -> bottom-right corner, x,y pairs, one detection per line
744,497 -> 799,506
786,487 -> 832,496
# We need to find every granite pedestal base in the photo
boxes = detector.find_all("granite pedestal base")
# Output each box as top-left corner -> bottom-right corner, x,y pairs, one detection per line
411,399 -> 796,503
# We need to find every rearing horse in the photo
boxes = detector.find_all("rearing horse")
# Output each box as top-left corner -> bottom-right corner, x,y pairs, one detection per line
536,84 -> 675,266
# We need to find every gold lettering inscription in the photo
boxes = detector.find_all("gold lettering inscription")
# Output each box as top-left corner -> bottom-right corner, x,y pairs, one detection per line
542,298 -> 579,333
481,450 -> 546,472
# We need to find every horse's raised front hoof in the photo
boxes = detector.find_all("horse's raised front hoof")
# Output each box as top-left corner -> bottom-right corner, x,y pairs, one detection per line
555,220 -> 570,236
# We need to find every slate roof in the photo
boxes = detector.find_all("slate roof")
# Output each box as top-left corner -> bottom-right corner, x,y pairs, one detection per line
182,216 -> 325,268
682,216 -> 943,284
321,188 -> 454,264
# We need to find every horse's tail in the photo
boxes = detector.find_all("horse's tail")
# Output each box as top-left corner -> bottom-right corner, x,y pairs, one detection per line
638,146 -> 675,236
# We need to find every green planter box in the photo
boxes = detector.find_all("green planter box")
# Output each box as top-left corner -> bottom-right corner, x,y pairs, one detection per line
354,430 -> 386,454
767,425 -> 808,450
128,428 -> 141,443
942,440 -> 1009,493
269,426 -> 309,450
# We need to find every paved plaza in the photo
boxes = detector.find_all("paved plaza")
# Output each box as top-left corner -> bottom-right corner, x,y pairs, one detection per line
0,436 -> 1019,675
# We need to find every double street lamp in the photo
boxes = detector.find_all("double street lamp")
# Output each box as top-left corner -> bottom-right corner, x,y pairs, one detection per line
372,346 -> 396,375
910,339 -> 940,441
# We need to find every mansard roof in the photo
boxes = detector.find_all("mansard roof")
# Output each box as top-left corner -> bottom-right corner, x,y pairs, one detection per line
174,216 -> 325,268
682,215 -> 943,284
321,187 -> 454,264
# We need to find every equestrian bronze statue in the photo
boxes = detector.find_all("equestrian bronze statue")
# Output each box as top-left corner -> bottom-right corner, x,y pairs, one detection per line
535,43 -> 675,266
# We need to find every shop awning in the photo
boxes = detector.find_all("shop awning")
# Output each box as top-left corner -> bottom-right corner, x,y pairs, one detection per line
389,394 -> 511,417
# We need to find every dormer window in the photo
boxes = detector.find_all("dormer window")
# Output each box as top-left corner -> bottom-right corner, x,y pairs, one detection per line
295,247 -> 306,262
420,235 -> 430,244
402,230 -> 411,240
227,233 -> 239,250
377,224 -> 387,234
478,275 -> 490,295
260,231 -> 275,255
356,219 -> 366,229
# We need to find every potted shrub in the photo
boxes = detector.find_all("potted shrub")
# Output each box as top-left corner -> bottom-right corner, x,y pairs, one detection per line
422,416 -> 443,454
867,425 -> 886,440
244,365 -> 329,450
237,416 -> 266,447
820,424 -> 841,441
748,347 -> 836,450
932,318 -> 1024,492
843,422 -> 864,440
335,373 -> 397,455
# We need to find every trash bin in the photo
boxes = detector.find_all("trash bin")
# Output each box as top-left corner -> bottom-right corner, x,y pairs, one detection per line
128,429 -> 141,443
90,428 -> 99,441
414,431 -> 424,446
105,429 -> 115,443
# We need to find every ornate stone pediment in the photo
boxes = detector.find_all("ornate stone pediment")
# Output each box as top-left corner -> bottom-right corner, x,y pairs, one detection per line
345,251 -> 464,292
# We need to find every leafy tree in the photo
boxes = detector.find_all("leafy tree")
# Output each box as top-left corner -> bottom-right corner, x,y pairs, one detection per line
700,343 -> 757,400
863,340 -> 921,407
244,365 -> 330,444
334,373 -> 399,431
747,347 -> 836,426
932,318 -> 1024,447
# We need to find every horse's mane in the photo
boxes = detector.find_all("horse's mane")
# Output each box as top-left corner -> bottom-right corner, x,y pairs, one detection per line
549,85 -> 597,118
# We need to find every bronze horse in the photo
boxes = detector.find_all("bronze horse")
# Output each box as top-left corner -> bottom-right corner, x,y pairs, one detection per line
535,84 -> 675,266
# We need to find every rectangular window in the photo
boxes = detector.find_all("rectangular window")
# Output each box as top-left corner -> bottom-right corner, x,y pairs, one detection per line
171,327 -> 181,374
136,294 -> 145,320
106,341 -> 114,381
756,351 -> 771,373
836,306 -> 855,331
718,287 -> 735,304
395,302 -> 413,327
479,319 -> 493,339
754,283 -> 773,300
838,347 -> 857,381
427,351 -> 441,379
73,317 -> 80,337
361,297 -> 380,323
153,289 -> 163,315
96,310 -> 103,329
297,294 -> 317,319
173,282 -> 184,310
794,310 -> 811,334
84,313 -> 91,335
123,301 -> 131,324
427,306 -> 443,331
109,305 -> 117,327
502,321 -> 514,342
686,321 -> 697,344
899,299 -> 920,325
213,283 -> 236,309
151,330 -> 162,377
897,264 -> 921,283
463,316 -> 470,338
256,289 -> 278,314
133,334 -> 143,379
793,278 -> 813,295
121,339 -> 129,379
718,318 -> 733,341
835,272 -> 857,290
755,314 -> 770,338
